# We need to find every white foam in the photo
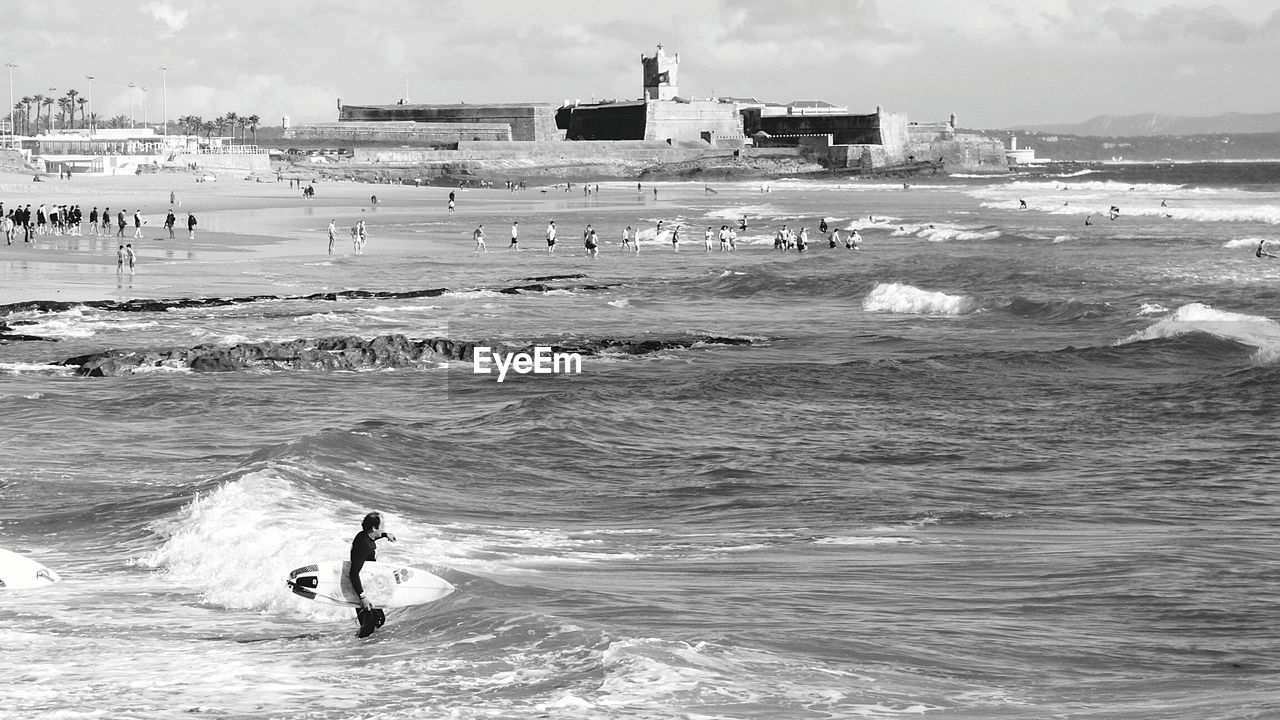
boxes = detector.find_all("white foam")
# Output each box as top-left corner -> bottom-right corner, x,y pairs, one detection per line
1118,302 -> 1280,360
1223,237 -> 1274,249
0,363 -> 74,376
863,283 -> 974,315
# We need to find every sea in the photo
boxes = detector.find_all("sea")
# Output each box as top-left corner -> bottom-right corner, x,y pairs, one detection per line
2,162 -> 1279,719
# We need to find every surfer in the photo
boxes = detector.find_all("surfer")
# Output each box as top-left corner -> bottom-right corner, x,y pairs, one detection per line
351,512 -> 397,638
1257,240 -> 1277,259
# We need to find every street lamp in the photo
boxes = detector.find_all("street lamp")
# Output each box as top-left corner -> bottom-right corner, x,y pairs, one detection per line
141,86 -> 148,128
4,62 -> 15,141
159,65 -> 168,136
128,82 -> 136,128
49,86 -> 58,131
85,74 -> 94,135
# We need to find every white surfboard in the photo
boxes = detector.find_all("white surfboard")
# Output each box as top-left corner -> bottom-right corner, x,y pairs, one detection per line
286,561 -> 454,608
0,548 -> 61,590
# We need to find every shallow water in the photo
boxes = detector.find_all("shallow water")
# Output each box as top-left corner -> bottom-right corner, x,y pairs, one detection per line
2,164 -> 1279,719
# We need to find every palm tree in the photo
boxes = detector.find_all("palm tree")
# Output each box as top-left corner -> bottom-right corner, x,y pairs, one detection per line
76,97 -> 88,129
56,98 -> 71,131
18,97 -> 32,134
223,112 -> 238,142
30,94 -> 45,133
88,112 -> 100,131
201,119 -> 215,140
109,113 -> 128,129
64,89 -> 80,128
247,114 -> 261,144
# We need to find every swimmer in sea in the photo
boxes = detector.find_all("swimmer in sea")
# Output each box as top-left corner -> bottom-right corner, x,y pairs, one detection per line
1257,240 -> 1277,259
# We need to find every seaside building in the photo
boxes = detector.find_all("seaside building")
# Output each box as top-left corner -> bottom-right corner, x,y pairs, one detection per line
290,101 -> 561,144
18,127 -> 268,175
282,42 -> 1006,174
556,45 -> 745,145
1005,134 -> 1039,164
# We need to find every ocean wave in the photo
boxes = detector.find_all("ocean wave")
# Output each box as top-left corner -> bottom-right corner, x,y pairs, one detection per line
57,333 -> 759,376
863,283 -> 975,315
998,296 -> 1116,323
1117,303 -> 1280,361
1223,237 -> 1275,249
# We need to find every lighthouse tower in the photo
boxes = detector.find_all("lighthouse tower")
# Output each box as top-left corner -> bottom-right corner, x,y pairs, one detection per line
642,44 -> 679,101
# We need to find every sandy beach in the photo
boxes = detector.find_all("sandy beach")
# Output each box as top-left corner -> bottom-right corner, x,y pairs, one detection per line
0,168 -> 504,305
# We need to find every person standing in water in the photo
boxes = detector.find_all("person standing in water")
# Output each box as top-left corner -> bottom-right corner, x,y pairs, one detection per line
350,512 -> 397,638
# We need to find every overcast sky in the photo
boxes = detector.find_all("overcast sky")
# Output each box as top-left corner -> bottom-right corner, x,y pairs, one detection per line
6,0 -> 1278,130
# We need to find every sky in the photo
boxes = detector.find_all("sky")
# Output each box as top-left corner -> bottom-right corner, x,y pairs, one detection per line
4,0 -> 1278,130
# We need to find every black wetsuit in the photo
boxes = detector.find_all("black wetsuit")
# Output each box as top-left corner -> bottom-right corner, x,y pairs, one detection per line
350,531 -> 386,637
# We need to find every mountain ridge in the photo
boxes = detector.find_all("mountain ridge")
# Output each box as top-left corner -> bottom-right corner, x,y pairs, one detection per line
1004,112 -> 1280,137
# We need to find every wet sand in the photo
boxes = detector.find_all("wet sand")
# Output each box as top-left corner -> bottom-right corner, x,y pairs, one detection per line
0,170 -> 475,305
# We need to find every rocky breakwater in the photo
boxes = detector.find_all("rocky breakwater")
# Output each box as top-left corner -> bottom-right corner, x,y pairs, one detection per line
58,334 -> 755,376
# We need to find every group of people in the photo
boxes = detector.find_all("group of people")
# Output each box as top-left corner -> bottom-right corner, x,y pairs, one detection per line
2,200 -> 198,246
328,218 -> 368,255
459,214 -> 863,257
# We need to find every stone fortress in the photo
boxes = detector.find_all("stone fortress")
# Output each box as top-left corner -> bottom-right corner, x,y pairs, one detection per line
286,45 -> 1006,174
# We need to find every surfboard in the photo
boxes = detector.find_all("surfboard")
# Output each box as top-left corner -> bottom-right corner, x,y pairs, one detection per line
0,548 -> 61,590
286,561 -> 454,608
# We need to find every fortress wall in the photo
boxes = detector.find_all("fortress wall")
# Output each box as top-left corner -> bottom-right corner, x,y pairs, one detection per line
906,132 -> 1006,170
353,143 -> 714,165
338,104 -> 559,141
757,112 -> 882,145
644,101 -> 743,142
565,104 -> 648,141
877,111 -> 910,164
289,122 -> 512,143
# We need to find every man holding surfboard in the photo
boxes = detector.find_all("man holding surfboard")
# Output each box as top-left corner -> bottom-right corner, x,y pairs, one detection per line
351,512 -> 396,638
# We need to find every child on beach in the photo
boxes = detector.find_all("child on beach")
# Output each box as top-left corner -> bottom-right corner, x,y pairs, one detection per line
187,213 -> 197,240
117,244 -> 124,272
328,219 -> 337,255
585,227 -> 599,258
546,220 -> 557,252
125,243 -> 136,273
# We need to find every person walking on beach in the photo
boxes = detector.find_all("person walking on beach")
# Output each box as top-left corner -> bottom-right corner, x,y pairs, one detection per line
125,243 -> 136,273
585,226 -> 599,258
89,207 -> 99,236
328,219 -> 337,255
102,207 -> 111,234
350,511 -> 397,638
357,220 -> 368,254
187,213 -> 197,240
718,225 -> 730,252
117,210 -> 127,239
133,210 -> 143,239
622,225 -> 635,252
117,244 -> 125,273
473,224 -> 486,253
546,220 -> 557,253
164,210 -> 176,239
509,221 -> 519,251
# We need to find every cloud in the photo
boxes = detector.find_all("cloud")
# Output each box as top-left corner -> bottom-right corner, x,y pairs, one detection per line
142,1 -> 190,36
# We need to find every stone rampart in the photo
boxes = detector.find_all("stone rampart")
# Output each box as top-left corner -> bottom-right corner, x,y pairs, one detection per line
287,121 -> 512,144
644,101 -> 744,143
338,103 -> 559,141
353,141 -> 713,165
906,132 -> 1006,171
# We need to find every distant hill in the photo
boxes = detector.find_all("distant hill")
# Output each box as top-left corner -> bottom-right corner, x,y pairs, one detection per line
1006,112 -> 1280,137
